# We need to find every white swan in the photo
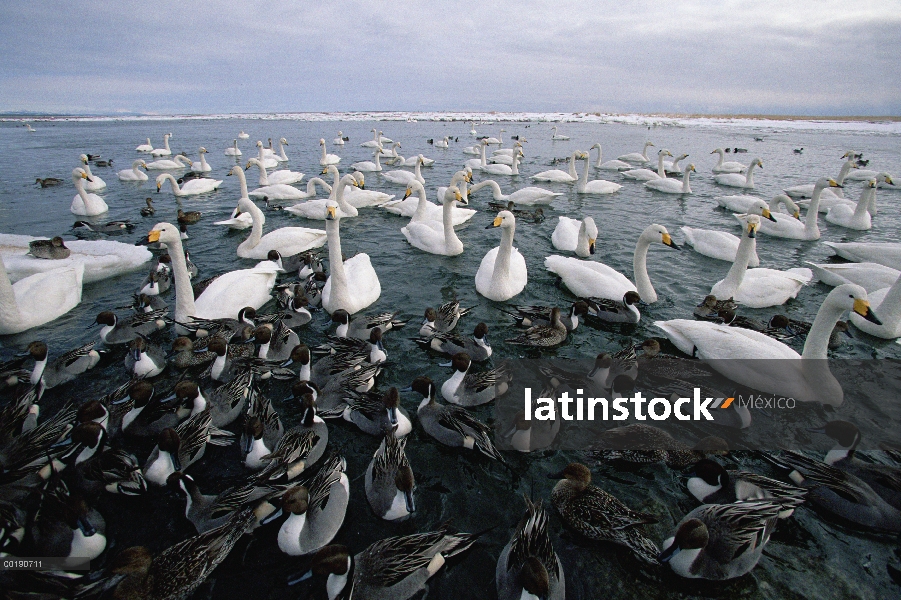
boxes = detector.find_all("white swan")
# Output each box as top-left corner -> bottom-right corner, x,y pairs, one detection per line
224,139 -> 242,156
645,164 -> 695,194
680,200 -> 774,266
333,131 -> 345,145
335,169 -> 395,207
716,193 -> 799,217
361,128 -> 382,148
576,153 -> 622,194
476,211 -> 528,301
238,131 -> 250,139
710,214 -> 812,307
150,133 -> 173,157
622,150 -> 671,181
0,255 -> 83,335
551,126 -> 569,140
799,172 -> 891,214
389,144 -> 435,166
317,139 -> 340,166
824,179 -> 878,230
156,173 -> 222,197
714,159 -> 762,188
213,206 -> 255,230
71,168 -> 108,216
434,136 -> 450,148
849,273 -> 901,339
823,242 -> 901,270
591,143 -> 632,171
147,222 -> 277,322
464,141 -> 489,170
245,157 -> 305,186
469,121 -> 477,135
401,187 -> 467,256
710,148 -> 746,174
757,178 -> 839,240
545,224 -> 679,303
469,179 -> 561,205
462,143 -> 483,155
321,201 -> 381,315
382,156 -> 425,185
79,155 -> 107,191
481,148 -> 521,176
189,147 -> 212,173
663,153 -> 689,174
284,174 -> 359,220
531,151 -> 579,183
236,196 -> 328,258
618,141 -> 654,164
118,160 -> 148,181
483,129 -> 505,145
382,175 -> 473,224
242,159 -> 308,200
351,148 -> 383,172
654,284 -> 879,406
274,138 -> 290,162
552,216 -> 597,257
254,141 -> 278,168
136,138 -> 154,153
806,262 -> 899,294
145,155 -> 192,170
784,152 -> 856,198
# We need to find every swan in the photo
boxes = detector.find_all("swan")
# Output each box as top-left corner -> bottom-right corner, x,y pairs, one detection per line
136,138 -> 153,153
663,153 -> 689,175
401,187 -> 467,256
798,172 -> 891,214
351,148 -> 383,172
361,128 -> 382,148
483,129 -> 505,145
235,196 -> 328,258
468,179 -> 562,205
475,211 -> 528,301
71,168 -> 108,216
274,138 -> 290,162
823,241 -> 901,269
260,139 -> 275,157
245,157 -> 305,186
576,153 -> 622,193
654,284 -> 880,406
118,160 -> 149,181
156,173 -> 222,197
680,199 -> 775,266
150,133 -> 173,157
462,143 -> 483,155
0,255 -> 83,335
550,126 -> 570,140
591,143 -> 632,171
79,155 -> 107,191
531,151 -> 579,182
714,158 -> 762,188
824,179 -> 878,230
434,136 -> 450,148
552,216 -> 597,257
321,200 -> 381,315
224,139 -> 242,156
332,168 -> 394,207
254,141 -> 278,168
464,141 -> 490,170
710,214 -> 812,307
238,131 -> 250,139
213,206 -> 255,230
784,152 -> 857,198
469,121 -> 477,135
757,178 -> 840,240
622,150 -> 671,181
189,147 -> 212,173
806,262 -> 899,294
388,144 -> 435,166
710,148 -> 746,174
716,193 -> 799,217
617,141 -> 654,164
318,139 -> 340,166
242,159 -> 309,200
333,131 -> 345,145
145,155 -> 192,170
848,273 -> 901,339
645,164 -> 695,194
545,224 -> 679,303
382,156 -> 425,185
382,175 -> 474,224
481,148 -> 521,176
147,222 -> 277,322
283,174 -> 359,220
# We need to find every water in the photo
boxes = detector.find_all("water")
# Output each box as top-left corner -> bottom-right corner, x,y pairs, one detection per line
1,116 -> 900,598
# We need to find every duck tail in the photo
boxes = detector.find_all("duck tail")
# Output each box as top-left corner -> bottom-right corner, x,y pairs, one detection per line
620,530 -> 661,565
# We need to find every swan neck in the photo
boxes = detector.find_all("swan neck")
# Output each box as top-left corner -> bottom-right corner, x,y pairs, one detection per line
836,159 -> 855,184
243,200 -> 264,249
0,257 -> 21,320
594,145 -> 602,168
852,186 -> 873,218
411,186 -> 430,221
802,302 -> 845,359
254,161 -> 269,186
633,236 -> 656,303
682,168 -> 692,193
745,162 -> 757,185
657,153 -> 666,177
805,185 -> 824,235
721,227 -> 756,297
442,197 -> 460,249
494,224 -> 515,281
575,221 -> 590,256
167,235 -> 197,321
480,144 -> 487,166
569,154 -> 578,179
326,218 -> 348,301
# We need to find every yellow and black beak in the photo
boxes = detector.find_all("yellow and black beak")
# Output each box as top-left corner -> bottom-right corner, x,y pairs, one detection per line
357,179 -> 365,189
147,230 -> 160,243
661,232 -> 680,250
326,206 -> 337,220
885,176 -> 894,185
761,208 -> 777,222
156,182 -> 161,192
746,222 -> 757,238
853,298 -> 882,324
402,188 -> 412,200
321,167 -> 329,175
589,238 -> 596,255
486,216 -> 503,229
793,210 -> 801,220
455,190 -> 467,205
828,178 -> 843,188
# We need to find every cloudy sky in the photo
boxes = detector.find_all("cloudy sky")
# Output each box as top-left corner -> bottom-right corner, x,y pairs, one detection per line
2,1 -> 899,116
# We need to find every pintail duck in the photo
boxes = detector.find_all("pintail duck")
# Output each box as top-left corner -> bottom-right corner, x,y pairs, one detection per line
129,292 -> 167,313
318,328 -> 389,367
267,249 -> 323,276
687,459 -> 806,518
694,295 -> 738,320
295,526 -> 482,599
410,376 -> 504,461
714,309 -> 789,338
501,301 -> 589,332
267,295 -> 313,329
768,315 -> 851,349
585,424 -> 728,469
1,402 -> 76,486
140,197 -> 155,216
549,463 -> 660,564
140,268 -> 170,296
203,335 -> 256,382
125,337 -> 167,378
418,300 -> 472,336
331,309 -> 407,340
176,306 -> 257,349
252,321 -> 300,363
175,373 -> 252,428
143,411 -> 233,486
27,236 -> 70,259
93,309 -> 168,345
23,476 -> 107,562
366,431 -> 415,521
24,340 -> 100,397
496,497 -> 565,600
586,291 -> 643,324
72,220 -> 135,234
659,501 -> 783,579
65,422 -> 147,497
121,381 -> 184,440
167,471 -> 285,534
505,306 -> 568,347
256,391 -> 327,481
414,322 -> 493,361
241,392 -> 284,470
440,352 -> 509,406
342,387 -> 412,438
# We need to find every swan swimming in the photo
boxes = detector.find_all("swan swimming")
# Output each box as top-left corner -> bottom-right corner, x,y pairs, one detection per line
145,155 -> 192,170
150,133 -> 173,157
622,149 -> 671,181
0,254 -> 84,335
645,164 -> 695,194
469,179 -> 562,205
714,158 -> 762,188
319,139 -> 341,166
156,173 -> 223,197
118,160 -> 149,182
224,139 -> 242,156
71,168 -> 108,216
245,157 -> 305,186
575,153 -> 622,194
710,148 -> 746,174
552,216 -> 597,257
284,174 -> 359,220
321,200 -> 381,315
235,197 -> 328,258
79,155 -> 107,191
591,143 -> 632,171
401,187 -> 468,256
475,211 -> 528,301
757,178 -> 840,240
531,151 -> 580,183
680,199 -> 775,266
618,141 -> 654,164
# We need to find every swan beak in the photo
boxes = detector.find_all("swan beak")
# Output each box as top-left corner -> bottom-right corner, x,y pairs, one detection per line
828,178 -> 842,188
454,190 -> 466,205
747,223 -> 757,238
710,150 -> 716,154
885,176 -> 894,185
357,180 -> 365,189
321,168 -> 329,175
853,299 -> 882,324
487,216 -> 503,228
793,211 -> 801,220
403,188 -> 412,200
147,230 -> 161,243
762,209 -> 777,222
661,233 -> 680,250
326,206 -> 337,220
465,172 -> 472,182
156,183 -> 161,192
589,239 -> 596,255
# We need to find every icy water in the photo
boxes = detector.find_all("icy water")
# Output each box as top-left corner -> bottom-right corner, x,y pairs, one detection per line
1,116 -> 900,599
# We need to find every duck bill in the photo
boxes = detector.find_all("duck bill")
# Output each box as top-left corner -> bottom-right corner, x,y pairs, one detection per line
853,299 -> 881,324
243,435 -> 254,454
287,569 -> 314,586
658,543 -> 680,563
404,489 -> 416,513
76,516 -> 97,537
387,407 -> 398,426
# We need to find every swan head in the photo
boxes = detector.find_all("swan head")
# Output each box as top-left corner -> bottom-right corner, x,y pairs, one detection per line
147,222 -> 180,245
280,138 -> 288,145
198,147 -> 207,154
584,217 -> 598,253
829,284 -> 882,324
325,200 -> 340,221
641,224 -> 680,250
228,165 -> 245,178
752,158 -> 763,169
486,210 -> 516,229
256,140 -> 263,147
814,177 -> 842,192
748,200 -> 777,222
154,173 -> 170,191
710,148 -> 723,155
686,164 -> 696,172
443,186 -> 466,206
660,149 -> 673,157
319,138 -> 326,146
72,167 -> 92,182
352,172 -> 365,188
80,154 -> 89,164
737,213 -> 761,238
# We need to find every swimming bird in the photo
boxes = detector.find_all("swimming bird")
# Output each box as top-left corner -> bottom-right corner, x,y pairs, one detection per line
714,158 -> 762,188
343,387 -> 412,438
143,411 -> 233,486
36,177 -> 64,187
257,391 -> 328,481
331,309 -> 406,340
166,471 -> 283,534
469,178 -> 562,205
586,291 -> 644,324
156,173 -> 223,196
710,148 -> 746,173
476,211 -> 528,302
124,337 -> 166,378
418,300 -> 472,336
686,459 -> 807,517
241,391 -> 285,470
551,216 -> 597,257
118,159 -> 149,181
92,309 -> 167,345
24,340 -> 101,395
440,352 -> 509,406
414,322 -> 493,361
618,141 -> 655,164
501,301 -> 589,332
321,200 -> 381,315
505,307 -> 568,347
150,133 -> 173,157
71,167 -> 108,216
366,432 -> 415,521
585,424 -> 729,468
497,497 -> 565,600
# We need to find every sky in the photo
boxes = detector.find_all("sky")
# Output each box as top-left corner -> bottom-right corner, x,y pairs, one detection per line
1,1 -> 900,116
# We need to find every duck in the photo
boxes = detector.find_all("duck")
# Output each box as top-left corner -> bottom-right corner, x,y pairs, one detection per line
645,164 -> 696,194
343,387 -> 412,437
382,156 -> 426,185
333,131 -> 345,145
710,148 -> 746,173
257,391 -> 328,481
680,198 -> 775,265
622,149 -> 671,181
176,373 -> 252,428
70,167 -> 108,216
766,314 -> 851,348
585,424 -> 728,468
618,141 -> 655,164
591,143 -> 632,171
0,254 -> 83,335
147,222 -> 277,322
242,394 -> 285,470
35,177 -> 64,187
283,174 -> 359,220
418,300 -> 472,336
714,158 -> 762,188
757,178 -> 841,239
366,432 -> 415,521
118,160 -> 149,182
145,154 -> 192,170
245,156 -> 305,186
140,197 -> 155,217
136,138 -> 154,152
586,291 -> 643,324
825,177 -> 888,230
318,138 -> 340,166
27,236 -> 70,260
470,178 -> 561,206
545,223 -> 679,304
505,307 -> 568,347
166,471 -> 282,534
848,270 -> 901,339
120,381 -> 183,440
79,154 -> 107,191
143,411 -> 233,486
475,211 -> 528,302
23,477 -> 107,562
72,220 -> 135,235
530,151 -> 580,182
440,352 -> 508,406
22,340 -> 100,394
235,197 -> 328,259
321,200 -> 381,315
330,309 -> 405,340
784,151 -> 857,198
188,147 -> 212,173
686,459 -> 808,517
654,284 -> 881,406
497,497 -> 565,600
575,152 -> 622,193
156,173 -> 222,196
401,186 -> 467,256
93,309 -> 167,344
410,376 -> 504,460
502,301 -> 589,332
149,132 -> 173,156
124,337 -> 166,378
224,139 -> 242,156
659,501 -> 782,579
549,463 -> 659,563
415,322 -> 493,361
